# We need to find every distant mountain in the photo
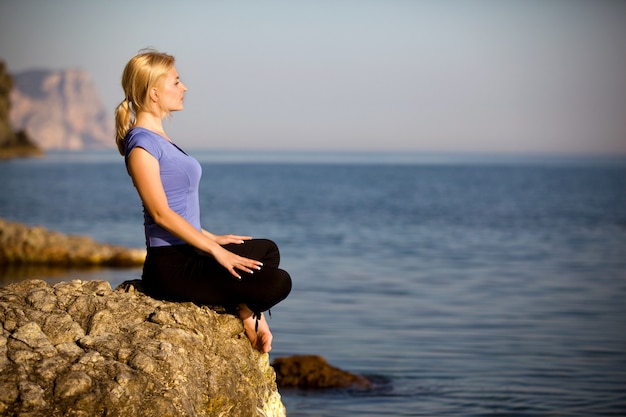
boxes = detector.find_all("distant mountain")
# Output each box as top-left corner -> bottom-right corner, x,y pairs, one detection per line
9,68 -> 113,150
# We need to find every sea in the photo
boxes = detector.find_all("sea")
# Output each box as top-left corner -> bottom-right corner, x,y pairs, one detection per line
1,150 -> 625,417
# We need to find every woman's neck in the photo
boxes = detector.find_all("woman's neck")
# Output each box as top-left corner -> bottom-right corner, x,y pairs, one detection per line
134,112 -> 170,141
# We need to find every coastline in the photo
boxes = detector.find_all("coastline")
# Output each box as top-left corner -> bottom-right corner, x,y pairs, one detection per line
0,218 -> 145,268
0,144 -> 44,160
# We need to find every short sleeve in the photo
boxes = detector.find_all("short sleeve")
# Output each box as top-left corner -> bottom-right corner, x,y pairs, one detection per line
125,129 -> 163,161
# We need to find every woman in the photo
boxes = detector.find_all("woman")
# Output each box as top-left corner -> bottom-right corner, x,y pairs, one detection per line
114,49 -> 292,353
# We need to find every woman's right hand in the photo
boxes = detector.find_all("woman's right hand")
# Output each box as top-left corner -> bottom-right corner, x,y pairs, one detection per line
212,246 -> 263,280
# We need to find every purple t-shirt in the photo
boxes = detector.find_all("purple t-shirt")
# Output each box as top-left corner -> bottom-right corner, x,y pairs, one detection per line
124,127 -> 202,247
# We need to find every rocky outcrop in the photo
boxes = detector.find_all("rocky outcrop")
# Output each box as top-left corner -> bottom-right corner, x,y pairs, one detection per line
0,279 -> 285,417
0,218 -> 145,267
272,355 -> 372,390
9,68 -> 113,150
0,62 -> 42,159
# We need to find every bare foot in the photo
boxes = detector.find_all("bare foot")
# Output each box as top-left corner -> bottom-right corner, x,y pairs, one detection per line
238,305 -> 273,353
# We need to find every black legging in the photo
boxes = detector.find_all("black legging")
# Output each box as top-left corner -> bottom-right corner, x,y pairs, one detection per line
141,239 -> 292,314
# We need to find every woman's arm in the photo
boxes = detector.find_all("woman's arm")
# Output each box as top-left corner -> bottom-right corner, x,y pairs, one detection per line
127,147 -> 262,278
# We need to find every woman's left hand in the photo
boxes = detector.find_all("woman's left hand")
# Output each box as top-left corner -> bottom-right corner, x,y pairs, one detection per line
202,229 -> 252,245
213,234 -> 252,245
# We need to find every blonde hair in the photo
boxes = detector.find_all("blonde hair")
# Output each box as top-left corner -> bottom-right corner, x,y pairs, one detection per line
114,49 -> 175,155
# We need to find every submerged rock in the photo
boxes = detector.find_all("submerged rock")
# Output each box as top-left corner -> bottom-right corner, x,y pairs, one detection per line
0,218 -> 145,267
272,354 -> 372,390
0,279 -> 285,417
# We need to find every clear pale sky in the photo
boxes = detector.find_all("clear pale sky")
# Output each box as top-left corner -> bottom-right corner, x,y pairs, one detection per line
1,0 -> 625,155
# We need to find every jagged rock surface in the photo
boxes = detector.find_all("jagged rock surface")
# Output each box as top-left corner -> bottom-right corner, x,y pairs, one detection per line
0,279 -> 285,417
9,68 -> 113,150
0,218 -> 145,267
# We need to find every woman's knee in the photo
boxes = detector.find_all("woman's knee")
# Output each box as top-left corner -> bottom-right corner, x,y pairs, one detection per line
274,269 -> 292,302
255,238 -> 281,267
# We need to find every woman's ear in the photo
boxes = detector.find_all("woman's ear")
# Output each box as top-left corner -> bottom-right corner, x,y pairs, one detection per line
149,87 -> 159,103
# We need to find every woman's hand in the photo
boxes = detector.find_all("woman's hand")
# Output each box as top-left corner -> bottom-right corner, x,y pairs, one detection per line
213,234 -> 252,246
212,245 -> 263,280
202,229 -> 252,246
201,231 -> 259,278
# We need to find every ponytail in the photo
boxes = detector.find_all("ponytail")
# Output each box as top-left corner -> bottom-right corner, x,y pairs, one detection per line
114,98 -> 132,156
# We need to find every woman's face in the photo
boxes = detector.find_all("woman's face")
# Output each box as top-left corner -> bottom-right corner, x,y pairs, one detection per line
159,66 -> 187,113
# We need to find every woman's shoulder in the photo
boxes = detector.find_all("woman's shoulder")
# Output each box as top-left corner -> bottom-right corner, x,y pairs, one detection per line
126,127 -> 166,158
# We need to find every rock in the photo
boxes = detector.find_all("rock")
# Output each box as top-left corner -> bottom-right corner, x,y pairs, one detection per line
0,61 -> 42,159
9,67 -> 113,151
272,354 -> 372,390
0,218 -> 145,267
0,279 -> 285,417
0,131 -> 43,159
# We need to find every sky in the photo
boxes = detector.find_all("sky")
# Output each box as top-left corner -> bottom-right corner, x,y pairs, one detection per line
1,0 -> 625,155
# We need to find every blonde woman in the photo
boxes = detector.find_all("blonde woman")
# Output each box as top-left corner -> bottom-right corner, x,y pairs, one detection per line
115,49 -> 291,353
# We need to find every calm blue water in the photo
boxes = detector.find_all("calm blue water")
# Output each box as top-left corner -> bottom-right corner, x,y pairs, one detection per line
1,151 -> 626,416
